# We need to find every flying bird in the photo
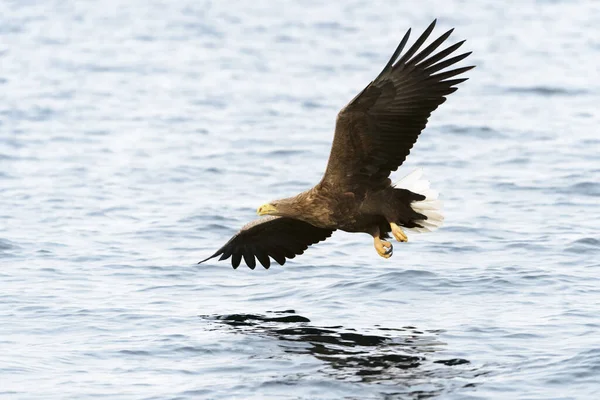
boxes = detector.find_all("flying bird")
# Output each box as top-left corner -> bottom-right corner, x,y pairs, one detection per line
199,19 -> 473,269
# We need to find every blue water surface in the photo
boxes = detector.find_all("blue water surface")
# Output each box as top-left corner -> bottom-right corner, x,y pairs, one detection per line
1,1 -> 599,399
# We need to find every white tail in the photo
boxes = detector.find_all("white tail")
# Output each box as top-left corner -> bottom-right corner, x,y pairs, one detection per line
394,169 -> 444,233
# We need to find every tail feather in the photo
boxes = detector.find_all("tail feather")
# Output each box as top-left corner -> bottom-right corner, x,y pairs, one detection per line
411,199 -> 442,210
395,169 -> 444,233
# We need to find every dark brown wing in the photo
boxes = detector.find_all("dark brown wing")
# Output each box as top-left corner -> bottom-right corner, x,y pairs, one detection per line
198,216 -> 334,269
321,19 -> 474,191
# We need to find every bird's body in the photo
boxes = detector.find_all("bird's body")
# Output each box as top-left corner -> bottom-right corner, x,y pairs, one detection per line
199,19 -> 473,269
277,183 -> 422,232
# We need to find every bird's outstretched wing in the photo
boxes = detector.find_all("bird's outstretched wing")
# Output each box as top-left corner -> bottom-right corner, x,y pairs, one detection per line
198,216 -> 334,269
321,19 -> 474,191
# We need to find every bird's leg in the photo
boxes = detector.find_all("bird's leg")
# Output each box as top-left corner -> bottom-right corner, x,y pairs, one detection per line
374,235 -> 393,259
390,222 -> 408,242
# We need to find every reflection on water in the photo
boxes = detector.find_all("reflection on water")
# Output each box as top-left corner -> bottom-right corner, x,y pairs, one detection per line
203,310 -> 475,396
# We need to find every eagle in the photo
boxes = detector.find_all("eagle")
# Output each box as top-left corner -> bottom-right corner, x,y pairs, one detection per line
199,20 -> 473,269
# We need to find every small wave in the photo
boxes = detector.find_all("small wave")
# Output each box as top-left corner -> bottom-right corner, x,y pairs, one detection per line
119,349 -> 151,356
312,22 -> 357,33
564,182 -> 600,197
497,157 -> 531,165
565,237 -> 600,253
0,106 -> 58,122
0,238 -> 16,251
505,86 -> 589,96
267,149 -> 307,156
0,240 -> 18,258
274,34 -> 298,43
302,100 -> 326,109
570,238 -> 600,246
441,124 -> 505,138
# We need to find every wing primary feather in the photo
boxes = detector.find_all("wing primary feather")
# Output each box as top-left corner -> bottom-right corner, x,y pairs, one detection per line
418,40 -> 466,68
394,19 -> 437,68
218,247 -> 233,261
231,253 -> 242,269
269,249 -> 287,265
243,249 -> 256,270
280,247 -> 296,258
406,28 -> 454,67
435,87 -> 459,96
424,52 -> 472,74
198,250 -> 223,264
375,28 -> 411,80
428,66 -> 474,82
438,78 -> 469,87
255,250 -> 271,269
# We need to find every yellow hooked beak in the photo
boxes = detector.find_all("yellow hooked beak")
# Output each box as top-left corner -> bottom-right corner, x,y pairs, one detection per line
257,203 -> 277,216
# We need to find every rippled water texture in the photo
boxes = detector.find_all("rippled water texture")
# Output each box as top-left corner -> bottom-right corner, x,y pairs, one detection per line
1,1 -> 599,399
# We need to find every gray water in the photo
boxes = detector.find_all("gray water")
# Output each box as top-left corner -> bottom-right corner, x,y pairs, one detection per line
1,1 -> 599,399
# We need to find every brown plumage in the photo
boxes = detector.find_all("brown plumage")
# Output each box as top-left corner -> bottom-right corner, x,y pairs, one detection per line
199,19 -> 474,269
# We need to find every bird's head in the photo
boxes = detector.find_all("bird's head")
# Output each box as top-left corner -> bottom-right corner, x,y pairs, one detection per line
257,198 -> 296,217
257,202 -> 278,216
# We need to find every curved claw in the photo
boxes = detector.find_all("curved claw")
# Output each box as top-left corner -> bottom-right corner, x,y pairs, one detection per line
375,238 -> 393,259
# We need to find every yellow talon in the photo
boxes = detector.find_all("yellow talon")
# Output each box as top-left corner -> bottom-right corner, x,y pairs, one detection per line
374,237 -> 393,258
390,222 -> 408,242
